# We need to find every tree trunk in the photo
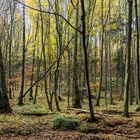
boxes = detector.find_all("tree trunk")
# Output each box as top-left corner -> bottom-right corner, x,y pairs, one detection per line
96,0 -> 104,106
135,0 -> 140,103
38,0 -> 50,109
80,0 -> 96,122
72,0 -> 82,109
0,45 -> 12,113
29,47 -> 35,100
18,4 -> 26,105
123,0 -> 133,117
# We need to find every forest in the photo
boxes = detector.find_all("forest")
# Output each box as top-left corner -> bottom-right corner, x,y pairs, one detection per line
0,0 -> 140,139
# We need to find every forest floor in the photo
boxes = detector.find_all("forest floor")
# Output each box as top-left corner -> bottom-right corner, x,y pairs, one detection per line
0,97 -> 140,140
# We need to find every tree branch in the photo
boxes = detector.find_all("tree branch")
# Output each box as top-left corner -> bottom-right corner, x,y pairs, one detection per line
21,34 -> 75,98
14,0 -> 82,33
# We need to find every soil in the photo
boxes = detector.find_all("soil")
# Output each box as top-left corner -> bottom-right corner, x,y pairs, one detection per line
0,110 -> 140,140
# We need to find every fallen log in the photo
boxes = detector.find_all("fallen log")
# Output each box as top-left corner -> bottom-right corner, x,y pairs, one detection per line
68,108 -> 90,114
68,108 -> 113,117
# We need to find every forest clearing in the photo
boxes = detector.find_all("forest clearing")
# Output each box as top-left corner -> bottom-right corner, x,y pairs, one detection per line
0,0 -> 140,139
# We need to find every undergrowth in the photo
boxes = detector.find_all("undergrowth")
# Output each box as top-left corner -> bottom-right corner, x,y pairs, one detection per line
52,115 -> 78,131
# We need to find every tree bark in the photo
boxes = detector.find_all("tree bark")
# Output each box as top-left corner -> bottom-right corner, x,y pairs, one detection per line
0,45 -> 12,113
80,0 -> 96,122
96,0 -> 104,106
123,0 -> 133,117
18,4 -> 26,105
134,0 -> 140,103
72,0 -> 82,109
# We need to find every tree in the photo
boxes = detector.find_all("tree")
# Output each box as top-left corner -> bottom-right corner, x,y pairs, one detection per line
38,0 -> 50,109
18,3 -> 26,105
80,0 -> 96,122
0,44 -> 12,113
96,0 -> 104,106
134,0 -> 140,103
9,1 -> 15,99
72,0 -> 82,109
123,0 -> 133,117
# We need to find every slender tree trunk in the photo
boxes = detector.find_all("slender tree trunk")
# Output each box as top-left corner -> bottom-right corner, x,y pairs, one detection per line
123,0 -> 133,117
29,47 -> 35,100
80,0 -> 96,122
96,0 -> 104,106
38,0 -> 50,109
72,0 -> 81,108
67,20 -> 71,108
18,4 -> 26,105
50,0 -> 62,111
34,48 -> 42,104
104,34 -> 108,109
9,2 -> 14,99
94,36 -> 97,92
135,0 -> 140,102
67,48 -> 71,108
108,0 -> 113,104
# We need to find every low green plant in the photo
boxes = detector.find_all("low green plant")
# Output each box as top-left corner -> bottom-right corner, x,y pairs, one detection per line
52,115 -> 78,131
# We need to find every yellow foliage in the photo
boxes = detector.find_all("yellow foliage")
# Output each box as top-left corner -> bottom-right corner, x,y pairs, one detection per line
90,82 -> 100,90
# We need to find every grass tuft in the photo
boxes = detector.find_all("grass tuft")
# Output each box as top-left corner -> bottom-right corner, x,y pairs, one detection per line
52,115 -> 78,131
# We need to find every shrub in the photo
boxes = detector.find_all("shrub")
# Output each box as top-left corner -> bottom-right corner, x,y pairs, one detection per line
52,116 -> 78,131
